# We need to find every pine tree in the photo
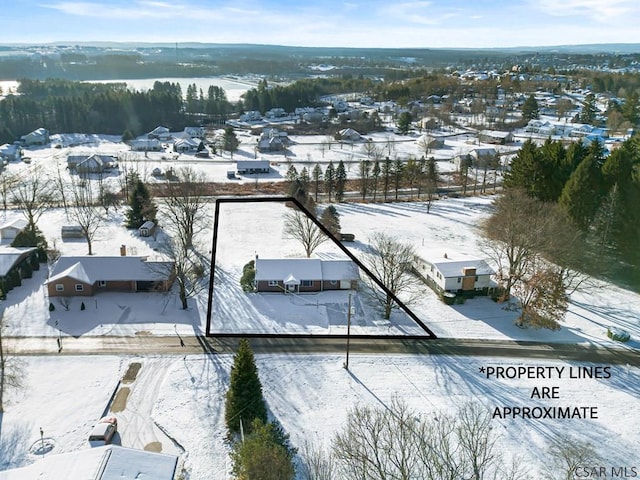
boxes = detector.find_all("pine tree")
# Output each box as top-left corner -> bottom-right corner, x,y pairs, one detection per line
125,179 -> 157,228
319,205 -> 341,237
311,163 -> 323,202
299,166 -> 310,191
284,164 -> 298,190
382,157 -> 393,201
324,161 -> 335,202
521,94 -> 539,120
559,153 -> 606,231
225,339 -> 268,435
393,158 -> 404,200
358,160 -> 371,201
371,160 -> 381,202
335,160 -> 347,202
504,139 -> 541,195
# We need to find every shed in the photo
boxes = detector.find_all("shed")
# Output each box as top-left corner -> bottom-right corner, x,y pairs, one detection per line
138,221 -> 156,237
0,218 -> 28,240
61,225 -> 86,239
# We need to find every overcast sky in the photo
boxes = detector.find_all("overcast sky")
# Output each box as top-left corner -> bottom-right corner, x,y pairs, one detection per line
3,0 -> 640,48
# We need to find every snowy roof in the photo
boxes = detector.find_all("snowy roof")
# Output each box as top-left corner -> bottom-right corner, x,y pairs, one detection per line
255,258 -> 359,282
256,258 -> 323,281
429,258 -> 495,278
321,260 -> 360,281
0,247 -> 36,276
48,256 -> 173,284
236,159 -> 270,168
0,218 -> 28,231
0,445 -> 178,480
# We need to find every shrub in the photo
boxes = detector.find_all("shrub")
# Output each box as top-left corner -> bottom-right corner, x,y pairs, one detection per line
240,260 -> 256,292
81,302 -> 86,311
607,327 -> 630,342
49,302 -> 55,312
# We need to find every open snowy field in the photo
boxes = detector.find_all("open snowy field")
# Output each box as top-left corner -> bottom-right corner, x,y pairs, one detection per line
1,353 -> 639,478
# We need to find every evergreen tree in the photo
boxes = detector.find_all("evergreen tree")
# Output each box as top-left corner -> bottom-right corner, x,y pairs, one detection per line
223,126 -> 240,158
299,166 -> 310,191
311,163 -> 323,202
125,179 -> 157,228
371,160 -> 381,202
225,339 -> 268,435
382,157 -> 393,201
231,419 -> 295,480
579,93 -> 598,125
284,164 -> 298,189
358,160 -> 371,201
319,205 -> 341,238
335,160 -> 347,202
504,139 -> 541,195
324,161 -> 335,202
396,111 -> 412,135
621,91 -> 639,125
559,152 -> 606,231
393,158 -> 404,200
521,94 -> 539,120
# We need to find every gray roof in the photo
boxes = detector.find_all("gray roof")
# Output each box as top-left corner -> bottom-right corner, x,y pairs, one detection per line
0,218 -> 28,231
237,159 -> 270,168
255,258 -> 359,282
48,256 -> 173,284
430,259 -> 495,278
0,247 -> 37,276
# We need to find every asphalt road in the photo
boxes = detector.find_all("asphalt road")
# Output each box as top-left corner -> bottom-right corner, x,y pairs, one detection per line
7,335 -> 640,366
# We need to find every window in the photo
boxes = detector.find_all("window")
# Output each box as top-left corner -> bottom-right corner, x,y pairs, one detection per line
330,280 -> 337,285
301,280 -> 313,287
457,277 -> 461,283
475,276 -> 478,281
75,284 -> 84,292
55,284 -> 64,292
268,280 -> 278,287
98,280 -> 107,287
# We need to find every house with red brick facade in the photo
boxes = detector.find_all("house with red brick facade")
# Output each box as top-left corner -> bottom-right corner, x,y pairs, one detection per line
254,258 -> 359,293
47,256 -> 174,297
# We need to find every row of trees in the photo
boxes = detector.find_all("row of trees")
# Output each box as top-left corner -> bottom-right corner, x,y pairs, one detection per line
506,137 -> 640,278
284,155 -> 439,205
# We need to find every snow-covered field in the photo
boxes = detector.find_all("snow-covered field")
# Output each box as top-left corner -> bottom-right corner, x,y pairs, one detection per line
2,134 -> 640,478
2,354 -> 639,478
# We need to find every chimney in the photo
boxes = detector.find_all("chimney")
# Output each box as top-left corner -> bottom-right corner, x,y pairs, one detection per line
120,245 -> 127,256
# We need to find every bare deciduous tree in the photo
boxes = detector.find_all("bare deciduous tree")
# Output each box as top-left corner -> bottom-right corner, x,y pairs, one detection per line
10,166 -> 55,232
69,178 -> 104,256
298,440 -> 337,480
0,172 -> 18,212
364,232 -> 420,319
333,399 -> 523,480
482,189 -> 588,329
160,167 -> 209,251
157,236 -> 208,310
544,435 -> 599,480
283,209 -> 327,258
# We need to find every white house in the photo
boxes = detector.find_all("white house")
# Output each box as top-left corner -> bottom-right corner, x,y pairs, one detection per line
173,137 -> 202,153
236,159 -> 271,174
20,128 -> 49,146
420,256 -> 495,294
130,138 -> 162,151
338,128 -> 362,142
147,126 -> 172,141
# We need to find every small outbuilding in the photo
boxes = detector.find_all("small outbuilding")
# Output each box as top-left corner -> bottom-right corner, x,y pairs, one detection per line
138,221 -> 156,237
0,218 -> 28,240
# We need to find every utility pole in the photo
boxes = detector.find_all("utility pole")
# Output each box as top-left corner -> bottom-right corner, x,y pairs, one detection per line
344,293 -> 352,370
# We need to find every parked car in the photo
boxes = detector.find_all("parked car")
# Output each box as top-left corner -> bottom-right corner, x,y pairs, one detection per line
88,416 -> 118,446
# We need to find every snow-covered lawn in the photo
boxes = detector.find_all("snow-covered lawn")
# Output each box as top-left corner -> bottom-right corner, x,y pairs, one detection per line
2,354 -> 639,478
